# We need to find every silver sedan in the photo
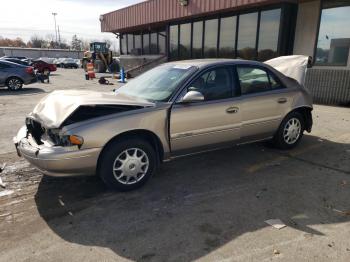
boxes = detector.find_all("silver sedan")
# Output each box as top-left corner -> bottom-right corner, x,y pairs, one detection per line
14,57 -> 313,191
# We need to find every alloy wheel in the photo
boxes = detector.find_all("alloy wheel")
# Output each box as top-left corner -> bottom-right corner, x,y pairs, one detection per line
283,118 -> 301,145
113,148 -> 149,185
8,78 -> 22,90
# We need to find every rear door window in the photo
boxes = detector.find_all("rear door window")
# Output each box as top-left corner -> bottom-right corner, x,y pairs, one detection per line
236,66 -> 283,95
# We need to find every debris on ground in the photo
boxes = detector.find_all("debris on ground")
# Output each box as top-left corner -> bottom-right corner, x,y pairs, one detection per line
273,249 -> 280,255
98,77 -> 114,85
328,242 -> 335,248
333,209 -> 350,216
0,212 -> 11,218
0,190 -> 14,197
265,219 -> 287,229
58,198 -> 65,206
340,180 -> 347,187
0,163 -> 6,173
0,176 -> 6,188
255,188 -> 268,198
0,163 -> 7,187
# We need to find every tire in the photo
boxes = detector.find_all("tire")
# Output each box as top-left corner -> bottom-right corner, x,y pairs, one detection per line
6,77 -> 23,91
273,111 -> 305,149
98,138 -> 157,191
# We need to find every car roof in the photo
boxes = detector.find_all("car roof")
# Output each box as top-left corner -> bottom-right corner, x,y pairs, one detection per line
0,59 -> 27,67
3,58 -> 21,61
166,59 -> 267,68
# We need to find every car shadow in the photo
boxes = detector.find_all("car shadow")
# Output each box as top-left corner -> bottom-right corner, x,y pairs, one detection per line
34,135 -> 350,261
0,87 -> 46,96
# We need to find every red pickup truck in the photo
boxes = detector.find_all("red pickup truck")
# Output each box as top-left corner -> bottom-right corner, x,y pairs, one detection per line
32,60 -> 57,73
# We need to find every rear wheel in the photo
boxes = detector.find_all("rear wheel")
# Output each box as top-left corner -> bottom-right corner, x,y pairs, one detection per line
6,77 -> 23,91
98,138 -> 157,191
273,111 -> 305,149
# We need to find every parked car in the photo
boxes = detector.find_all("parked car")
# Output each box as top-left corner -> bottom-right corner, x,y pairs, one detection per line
1,56 -> 27,60
60,58 -> 79,69
37,57 -> 55,64
0,60 -> 36,90
14,57 -> 313,191
0,58 -> 30,66
74,59 -> 81,68
53,58 -> 65,67
32,60 -> 57,73
22,58 -> 33,65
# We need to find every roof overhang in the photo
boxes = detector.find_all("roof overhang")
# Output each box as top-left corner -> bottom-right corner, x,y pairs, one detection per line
101,0 -> 297,33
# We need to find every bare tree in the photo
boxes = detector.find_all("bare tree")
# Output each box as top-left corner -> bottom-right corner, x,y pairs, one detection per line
28,35 -> 45,48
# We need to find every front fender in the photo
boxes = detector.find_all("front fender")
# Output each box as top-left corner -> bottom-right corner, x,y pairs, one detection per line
64,108 -> 171,157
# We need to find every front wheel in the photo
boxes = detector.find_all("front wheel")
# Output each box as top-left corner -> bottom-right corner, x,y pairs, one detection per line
98,138 -> 157,191
273,112 -> 305,149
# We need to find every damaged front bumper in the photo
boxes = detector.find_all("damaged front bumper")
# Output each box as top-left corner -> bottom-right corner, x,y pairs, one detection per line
13,125 -> 101,177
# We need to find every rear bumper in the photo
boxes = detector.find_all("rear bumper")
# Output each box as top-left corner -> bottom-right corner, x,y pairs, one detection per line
23,75 -> 37,85
14,126 -> 101,177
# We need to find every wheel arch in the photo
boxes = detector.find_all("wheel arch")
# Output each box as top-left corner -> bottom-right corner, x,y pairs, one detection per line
6,75 -> 24,84
96,129 -> 165,172
287,106 -> 313,133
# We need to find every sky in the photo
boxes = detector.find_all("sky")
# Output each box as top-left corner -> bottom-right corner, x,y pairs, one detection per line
0,0 -> 145,50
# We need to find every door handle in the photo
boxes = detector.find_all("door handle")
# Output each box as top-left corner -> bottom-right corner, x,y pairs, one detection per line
277,98 -> 287,104
226,107 -> 239,114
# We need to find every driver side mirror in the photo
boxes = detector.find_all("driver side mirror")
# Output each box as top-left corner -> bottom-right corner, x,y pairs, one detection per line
180,90 -> 205,103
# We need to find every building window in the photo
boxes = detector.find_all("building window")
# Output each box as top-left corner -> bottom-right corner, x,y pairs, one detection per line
121,34 -> 127,55
179,23 -> 191,59
150,32 -> 158,54
127,34 -> 134,54
143,33 -> 150,55
316,1 -> 350,66
204,19 -> 218,58
170,25 -> 179,60
192,21 -> 203,58
219,16 -> 236,58
258,9 -> 281,61
134,33 -> 142,55
237,12 -> 258,60
159,30 -> 166,55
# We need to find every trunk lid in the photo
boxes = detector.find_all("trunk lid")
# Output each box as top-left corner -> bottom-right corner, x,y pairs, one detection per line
264,55 -> 311,86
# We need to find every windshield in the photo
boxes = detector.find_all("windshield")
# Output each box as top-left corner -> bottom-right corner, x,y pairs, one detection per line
115,64 -> 197,102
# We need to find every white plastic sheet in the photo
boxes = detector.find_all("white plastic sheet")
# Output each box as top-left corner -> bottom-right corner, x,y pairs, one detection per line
265,55 -> 309,86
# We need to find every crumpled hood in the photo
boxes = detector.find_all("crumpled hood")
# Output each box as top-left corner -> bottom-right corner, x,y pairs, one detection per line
28,90 -> 154,128
264,55 -> 310,86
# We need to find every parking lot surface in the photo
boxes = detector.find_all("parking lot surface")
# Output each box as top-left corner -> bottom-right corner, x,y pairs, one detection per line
0,69 -> 349,261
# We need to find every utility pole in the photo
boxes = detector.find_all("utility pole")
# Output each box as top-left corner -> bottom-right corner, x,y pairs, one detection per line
58,25 -> 61,47
52,12 -> 58,48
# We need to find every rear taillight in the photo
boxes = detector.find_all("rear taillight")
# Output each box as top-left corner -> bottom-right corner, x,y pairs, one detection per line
25,67 -> 34,74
